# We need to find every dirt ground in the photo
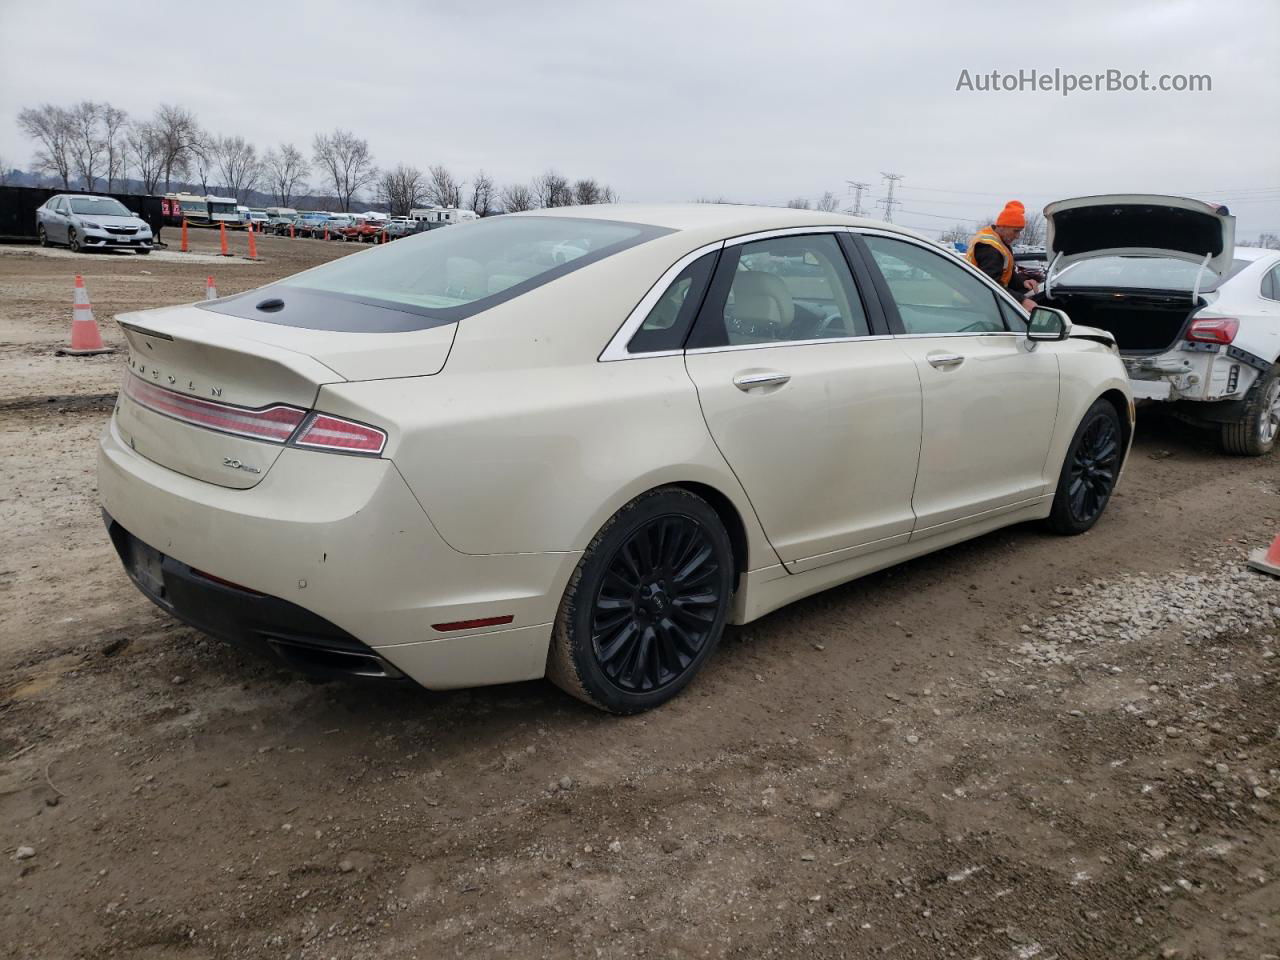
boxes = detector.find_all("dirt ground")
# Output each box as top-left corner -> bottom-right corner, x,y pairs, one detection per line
1,229 -> 1278,960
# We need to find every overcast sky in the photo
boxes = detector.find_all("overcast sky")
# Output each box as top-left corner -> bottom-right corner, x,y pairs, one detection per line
1,0 -> 1276,238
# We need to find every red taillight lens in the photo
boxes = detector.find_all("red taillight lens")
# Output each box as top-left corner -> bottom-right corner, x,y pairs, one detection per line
293,413 -> 387,455
1186,317 -> 1239,345
123,375 -> 306,442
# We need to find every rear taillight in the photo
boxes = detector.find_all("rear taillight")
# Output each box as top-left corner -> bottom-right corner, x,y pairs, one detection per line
124,375 -> 306,442
293,413 -> 387,455
1186,317 -> 1239,345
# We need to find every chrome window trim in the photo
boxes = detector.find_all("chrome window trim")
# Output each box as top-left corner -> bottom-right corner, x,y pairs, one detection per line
849,226 -> 1034,329
598,240 -> 724,362
685,333 -> 895,355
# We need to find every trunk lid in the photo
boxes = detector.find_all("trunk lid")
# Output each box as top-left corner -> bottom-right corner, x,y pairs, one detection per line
113,302 -> 455,489
1044,194 -> 1235,278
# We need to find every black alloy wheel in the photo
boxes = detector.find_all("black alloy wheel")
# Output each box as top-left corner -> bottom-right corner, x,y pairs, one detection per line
1048,399 -> 1123,535
1067,413 -> 1120,523
591,514 -> 721,693
547,488 -> 734,713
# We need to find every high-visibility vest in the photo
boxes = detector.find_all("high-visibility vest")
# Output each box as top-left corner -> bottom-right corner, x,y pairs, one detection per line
965,226 -> 1014,287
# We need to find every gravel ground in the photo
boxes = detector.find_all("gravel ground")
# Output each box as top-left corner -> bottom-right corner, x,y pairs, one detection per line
1,233 -> 1278,960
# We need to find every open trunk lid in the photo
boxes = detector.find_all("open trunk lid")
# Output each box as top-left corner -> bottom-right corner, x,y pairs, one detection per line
1045,194 -> 1235,279
113,302 -> 455,489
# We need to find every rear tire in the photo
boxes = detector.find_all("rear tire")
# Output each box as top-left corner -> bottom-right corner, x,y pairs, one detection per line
1047,399 -> 1123,535
1219,365 -> 1280,457
547,488 -> 734,714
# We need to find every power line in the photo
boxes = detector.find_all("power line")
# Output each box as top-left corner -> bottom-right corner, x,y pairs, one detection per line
878,172 -> 903,223
845,180 -> 870,216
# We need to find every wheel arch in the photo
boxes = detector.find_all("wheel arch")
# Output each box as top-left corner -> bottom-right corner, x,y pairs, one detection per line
666,480 -> 750,589
1097,387 -> 1134,465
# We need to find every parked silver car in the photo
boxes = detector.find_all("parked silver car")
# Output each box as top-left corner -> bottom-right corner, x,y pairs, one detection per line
36,195 -> 154,254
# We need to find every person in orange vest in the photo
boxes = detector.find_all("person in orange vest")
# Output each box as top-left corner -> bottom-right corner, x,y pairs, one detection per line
966,201 -> 1037,310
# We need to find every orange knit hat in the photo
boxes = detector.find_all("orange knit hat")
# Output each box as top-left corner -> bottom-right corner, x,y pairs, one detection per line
995,200 -> 1026,229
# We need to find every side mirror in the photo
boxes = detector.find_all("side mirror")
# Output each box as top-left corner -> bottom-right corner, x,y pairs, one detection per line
1027,305 -> 1072,342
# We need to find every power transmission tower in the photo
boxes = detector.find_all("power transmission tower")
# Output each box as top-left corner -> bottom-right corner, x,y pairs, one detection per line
878,172 -> 903,222
845,180 -> 870,216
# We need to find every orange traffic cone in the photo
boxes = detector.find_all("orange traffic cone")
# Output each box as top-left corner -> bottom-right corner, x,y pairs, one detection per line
323,227 -> 329,241
180,219 -> 189,253
205,276 -> 218,300
57,275 -> 112,356
289,223 -> 295,239
247,224 -> 258,260
219,222 -> 230,256
1248,534 -> 1280,577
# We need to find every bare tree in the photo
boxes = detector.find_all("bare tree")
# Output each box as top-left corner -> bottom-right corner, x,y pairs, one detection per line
499,183 -> 535,213
102,104 -> 129,192
312,129 -> 376,211
211,135 -> 261,203
815,191 -> 840,213
65,101 -> 106,191
376,164 -> 426,217
1259,232 -> 1280,250
189,130 -> 216,195
0,156 -> 11,186
262,144 -> 308,206
1021,212 -> 1046,247
17,104 -> 74,188
424,164 -> 464,208
532,169 -> 572,208
939,223 -> 972,244
601,184 -> 618,203
153,104 -> 202,192
786,197 -> 812,209
468,170 -> 496,216
572,178 -> 602,205
125,122 -> 165,194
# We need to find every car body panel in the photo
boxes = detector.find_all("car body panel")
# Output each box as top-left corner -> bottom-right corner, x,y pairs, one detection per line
685,339 -> 922,569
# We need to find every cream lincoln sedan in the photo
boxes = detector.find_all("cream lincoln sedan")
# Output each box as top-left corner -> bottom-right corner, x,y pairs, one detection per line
99,205 -> 1133,713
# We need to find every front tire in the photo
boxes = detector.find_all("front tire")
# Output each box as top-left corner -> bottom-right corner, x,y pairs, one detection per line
1047,399 -> 1123,535
1220,365 -> 1280,457
67,228 -> 81,253
547,488 -> 734,714
37,225 -> 49,247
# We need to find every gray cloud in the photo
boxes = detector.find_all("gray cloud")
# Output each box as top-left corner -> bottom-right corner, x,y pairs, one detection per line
1,0 -> 1276,236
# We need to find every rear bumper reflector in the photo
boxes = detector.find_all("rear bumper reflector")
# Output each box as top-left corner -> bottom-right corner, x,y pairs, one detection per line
432,615 -> 515,632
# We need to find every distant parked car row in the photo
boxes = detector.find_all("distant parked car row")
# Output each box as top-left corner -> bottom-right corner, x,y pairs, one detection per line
247,208 -> 453,242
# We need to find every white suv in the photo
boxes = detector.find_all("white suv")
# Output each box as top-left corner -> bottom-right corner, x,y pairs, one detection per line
1038,195 -> 1280,455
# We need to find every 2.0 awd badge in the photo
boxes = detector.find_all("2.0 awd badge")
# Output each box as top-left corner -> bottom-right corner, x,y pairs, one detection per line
222,457 -> 261,474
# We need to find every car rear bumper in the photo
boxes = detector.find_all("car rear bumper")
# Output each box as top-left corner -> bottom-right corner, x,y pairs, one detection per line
98,415 -> 576,689
105,512 -> 405,681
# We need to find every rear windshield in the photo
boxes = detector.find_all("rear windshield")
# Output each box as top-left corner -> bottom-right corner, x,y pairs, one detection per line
1054,256 -> 1248,292
204,215 -> 671,332
278,216 -> 666,314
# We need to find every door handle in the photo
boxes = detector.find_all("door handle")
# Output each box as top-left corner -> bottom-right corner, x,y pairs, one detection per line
926,352 -> 965,368
733,371 -> 791,391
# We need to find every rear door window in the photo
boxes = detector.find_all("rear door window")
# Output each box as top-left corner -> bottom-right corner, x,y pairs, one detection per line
689,233 -> 871,347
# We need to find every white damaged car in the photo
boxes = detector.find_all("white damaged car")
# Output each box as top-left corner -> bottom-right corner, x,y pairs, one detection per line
1037,195 -> 1280,455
